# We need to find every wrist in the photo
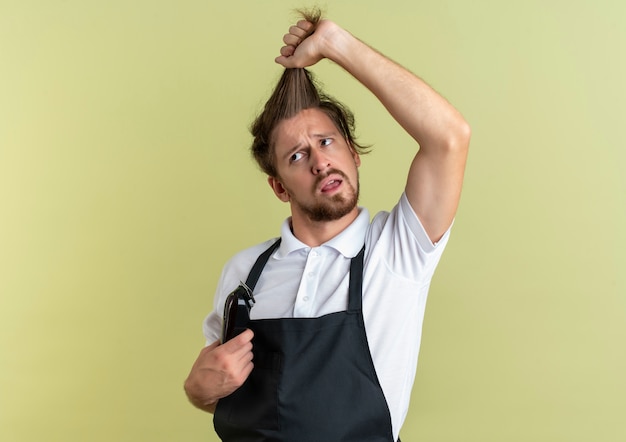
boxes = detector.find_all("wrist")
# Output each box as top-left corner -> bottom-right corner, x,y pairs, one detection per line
320,23 -> 365,70
184,374 -> 218,408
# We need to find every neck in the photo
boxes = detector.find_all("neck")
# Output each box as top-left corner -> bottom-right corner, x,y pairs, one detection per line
290,208 -> 359,247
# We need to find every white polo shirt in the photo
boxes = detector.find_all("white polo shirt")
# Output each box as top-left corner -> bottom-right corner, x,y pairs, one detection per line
203,192 -> 451,440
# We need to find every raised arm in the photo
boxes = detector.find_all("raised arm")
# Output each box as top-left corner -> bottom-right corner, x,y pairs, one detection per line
276,19 -> 470,243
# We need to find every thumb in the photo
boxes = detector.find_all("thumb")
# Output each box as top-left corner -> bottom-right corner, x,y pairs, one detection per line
275,55 -> 295,68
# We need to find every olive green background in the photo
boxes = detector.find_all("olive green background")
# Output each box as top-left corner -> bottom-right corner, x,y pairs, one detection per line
1,0 -> 624,440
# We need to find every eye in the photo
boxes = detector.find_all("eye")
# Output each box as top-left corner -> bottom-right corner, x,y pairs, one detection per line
290,152 -> 304,163
320,138 -> 333,147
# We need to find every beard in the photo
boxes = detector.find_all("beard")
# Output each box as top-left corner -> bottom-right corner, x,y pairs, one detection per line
289,169 -> 360,222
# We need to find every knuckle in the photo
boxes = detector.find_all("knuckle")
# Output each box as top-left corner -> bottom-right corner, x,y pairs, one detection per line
213,351 -> 231,370
233,363 -> 253,387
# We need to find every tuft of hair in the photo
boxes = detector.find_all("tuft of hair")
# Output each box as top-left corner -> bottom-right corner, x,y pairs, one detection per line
250,8 -> 369,177
294,6 -> 323,27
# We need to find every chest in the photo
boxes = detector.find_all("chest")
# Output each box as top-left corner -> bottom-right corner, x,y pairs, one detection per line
249,249 -> 352,319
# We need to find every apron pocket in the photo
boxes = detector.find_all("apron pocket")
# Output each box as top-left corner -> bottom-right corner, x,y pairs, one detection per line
214,351 -> 282,434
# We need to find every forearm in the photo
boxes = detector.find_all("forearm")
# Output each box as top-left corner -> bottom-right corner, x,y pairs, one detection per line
321,23 -> 469,151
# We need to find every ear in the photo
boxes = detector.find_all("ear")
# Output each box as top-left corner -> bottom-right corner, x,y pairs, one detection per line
267,176 -> 290,202
350,144 -> 361,167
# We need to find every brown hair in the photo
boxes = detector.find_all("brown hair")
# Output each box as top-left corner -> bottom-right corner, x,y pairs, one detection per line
250,11 -> 369,177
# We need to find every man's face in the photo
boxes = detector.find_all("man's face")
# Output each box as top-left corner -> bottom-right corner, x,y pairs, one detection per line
269,108 -> 361,223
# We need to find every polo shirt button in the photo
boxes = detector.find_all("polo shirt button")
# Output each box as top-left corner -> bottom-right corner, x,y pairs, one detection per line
308,272 -> 315,278
303,296 -> 309,302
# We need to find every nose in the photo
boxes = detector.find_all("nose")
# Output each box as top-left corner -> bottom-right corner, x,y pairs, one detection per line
310,148 -> 330,175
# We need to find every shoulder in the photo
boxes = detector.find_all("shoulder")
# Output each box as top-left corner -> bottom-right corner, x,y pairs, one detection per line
221,238 -> 280,282
367,193 -> 451,253
213,238 -> 280,313
364,193 -> 452,280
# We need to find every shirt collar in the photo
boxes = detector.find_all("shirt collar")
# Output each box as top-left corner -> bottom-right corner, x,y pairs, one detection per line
276,207 -> 370,259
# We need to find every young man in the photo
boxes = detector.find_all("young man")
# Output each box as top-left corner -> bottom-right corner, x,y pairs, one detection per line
185,13 -> 470,442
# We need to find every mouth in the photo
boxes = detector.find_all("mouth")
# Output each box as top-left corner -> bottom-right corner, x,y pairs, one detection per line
320,178 -> 343,193
318,172 -> 346,194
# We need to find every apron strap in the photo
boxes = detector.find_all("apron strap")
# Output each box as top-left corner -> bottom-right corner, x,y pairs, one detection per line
348,245 -> 366,311
245,238 -> 282,291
